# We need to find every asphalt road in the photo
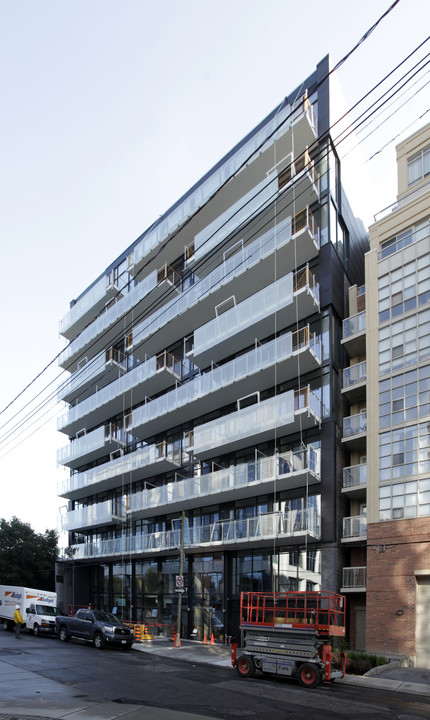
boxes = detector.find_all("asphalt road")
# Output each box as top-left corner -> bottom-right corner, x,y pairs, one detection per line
2,632 -> 430,720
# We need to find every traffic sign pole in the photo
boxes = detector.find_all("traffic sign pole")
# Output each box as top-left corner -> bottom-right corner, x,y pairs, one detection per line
175,510 -> 185,648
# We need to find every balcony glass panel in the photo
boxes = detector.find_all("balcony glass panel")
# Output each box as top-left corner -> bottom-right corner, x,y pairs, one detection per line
58,442 -> 180,496
60,499 -> 125,531
126,447 -> 320,514
343,412 -> 367,437
342,566 -> 366,589
129,331 -> 320,435
343,361 -> 366,388
194,274 -> 293,356
343,464 -> 367,489
342,311 -> 366,339
132,98 -> 314,268
58,356 -> 158,430
57,426 -> 106,466
68,506 -> 320,559
194,391 -> 295,456
59,270 -> 157,366
60,276 -> 106,336
342,515 -> 367,538
58,350 -> 107,401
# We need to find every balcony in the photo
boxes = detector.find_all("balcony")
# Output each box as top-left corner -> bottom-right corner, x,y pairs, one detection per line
193,265 -> 319,366
129,216 -> 319,365
193,386 -> 320,460
341,515 -> 367,542
58,269 -> 159,371
59,499 -> 126,532
58,350 -> 182,437
126,329 -> 321,443
342,361 -> 366,404
341,567 -> 367,592
59,272 -> 129,342
67,507 -> 321,560
341,311 -> 366,358
58,440 -> 181,501
57,423 -> 128,470
342,464 -> 367,499
125,447 -> 320,520
342,412 -> 367,451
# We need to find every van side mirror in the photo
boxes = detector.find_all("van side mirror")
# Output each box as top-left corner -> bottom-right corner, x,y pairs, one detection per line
26,608 -> 30,614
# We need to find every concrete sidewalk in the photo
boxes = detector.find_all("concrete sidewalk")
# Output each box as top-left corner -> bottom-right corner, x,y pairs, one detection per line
0,637 -> 429,720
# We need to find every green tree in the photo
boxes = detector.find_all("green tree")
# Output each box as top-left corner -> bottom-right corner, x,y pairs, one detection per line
0,517 -> 58,590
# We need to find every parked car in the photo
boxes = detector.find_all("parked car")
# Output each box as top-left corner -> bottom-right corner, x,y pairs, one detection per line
56,609 -> 134,649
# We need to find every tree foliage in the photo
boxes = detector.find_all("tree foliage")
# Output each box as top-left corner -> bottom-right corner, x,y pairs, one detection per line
0,517 -> 58,590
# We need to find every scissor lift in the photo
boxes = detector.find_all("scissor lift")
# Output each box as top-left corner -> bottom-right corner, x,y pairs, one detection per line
232,591 -> 347,688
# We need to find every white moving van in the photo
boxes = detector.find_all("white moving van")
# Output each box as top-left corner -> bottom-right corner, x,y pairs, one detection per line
0,585 -> 58,635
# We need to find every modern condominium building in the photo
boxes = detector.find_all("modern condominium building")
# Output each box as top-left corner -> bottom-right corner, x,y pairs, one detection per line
342,122 -> 430,666
55,56 -> 368,643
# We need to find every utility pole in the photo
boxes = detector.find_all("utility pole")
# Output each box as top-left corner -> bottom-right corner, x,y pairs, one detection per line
175,510 -> 185,648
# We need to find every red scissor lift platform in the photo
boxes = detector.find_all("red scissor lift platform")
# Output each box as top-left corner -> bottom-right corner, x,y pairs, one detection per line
232,591 -> 347,688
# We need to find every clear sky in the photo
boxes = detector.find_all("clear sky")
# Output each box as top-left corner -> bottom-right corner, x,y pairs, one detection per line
0,0 -> 429,539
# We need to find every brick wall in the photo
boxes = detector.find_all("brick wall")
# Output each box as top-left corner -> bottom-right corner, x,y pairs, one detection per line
366,518 -> 430,660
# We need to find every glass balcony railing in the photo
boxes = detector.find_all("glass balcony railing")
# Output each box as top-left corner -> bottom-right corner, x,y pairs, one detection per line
67,506 -> 321,559
60,499 -> 126,532
342,515 -> 367,539
59,270 -> 157,367
343,361 -> 367,389
343,412 -> 367,438
194,266 -> 319,359
126,447 -> 320,516
59,276 -> 107,337
130,93 -> 316,271
342,566 -> 366,590
343,464 -> 367,489
58,440 -> 181,497
126,330 -> 320,438
342,311 -> 366,339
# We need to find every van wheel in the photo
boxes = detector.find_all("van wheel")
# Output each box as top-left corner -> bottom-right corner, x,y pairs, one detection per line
236,655 -> 255,678
59,626 -> 69,642
94,632 -> 103,649
33,624 -> 40,637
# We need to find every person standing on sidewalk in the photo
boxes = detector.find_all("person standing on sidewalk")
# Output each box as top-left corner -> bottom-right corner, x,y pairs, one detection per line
14,605 -> 23,639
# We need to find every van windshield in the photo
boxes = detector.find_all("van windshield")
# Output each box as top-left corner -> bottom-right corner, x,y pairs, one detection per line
36,605 -> 58,616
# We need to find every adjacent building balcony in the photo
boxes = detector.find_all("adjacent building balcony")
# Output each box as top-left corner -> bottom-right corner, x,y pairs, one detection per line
342,411 -> 367,451
67,506 -> 321,560
341,311 -> 366,358
125,329 -> 321,443
342,361 -> 366,404
193,386 -> 320,460
341,566 -> 367,592
342,464 -> 367,499
58,441 -> 181,501
341,515 -> 367,542
193,265 -> 319,366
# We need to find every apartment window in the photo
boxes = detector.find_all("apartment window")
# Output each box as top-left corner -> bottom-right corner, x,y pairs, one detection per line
379,420 -> 430,482
379,478 -> 430,521
408,145 -> 430,185
379,366 -> 430,430
379,307 -> 430,374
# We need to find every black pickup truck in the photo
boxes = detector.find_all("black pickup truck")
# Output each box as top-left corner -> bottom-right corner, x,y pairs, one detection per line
56,609 -> 134,650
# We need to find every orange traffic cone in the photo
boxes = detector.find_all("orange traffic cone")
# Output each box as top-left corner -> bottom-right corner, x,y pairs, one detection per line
203,633 -> 207,644
210,633 -> 215,645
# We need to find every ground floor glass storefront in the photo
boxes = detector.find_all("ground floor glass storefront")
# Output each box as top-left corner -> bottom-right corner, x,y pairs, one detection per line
86,547 -> 320,641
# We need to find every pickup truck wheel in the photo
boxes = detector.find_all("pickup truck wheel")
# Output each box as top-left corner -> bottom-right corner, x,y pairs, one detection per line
236,655 -> 255,678
59,626 -> 69,642
94,632 -> 103,649
33,624 -> 40,637
297,663 -> 321,689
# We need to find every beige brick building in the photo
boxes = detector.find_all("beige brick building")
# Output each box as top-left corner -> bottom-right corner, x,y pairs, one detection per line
342,123 -> 430,666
